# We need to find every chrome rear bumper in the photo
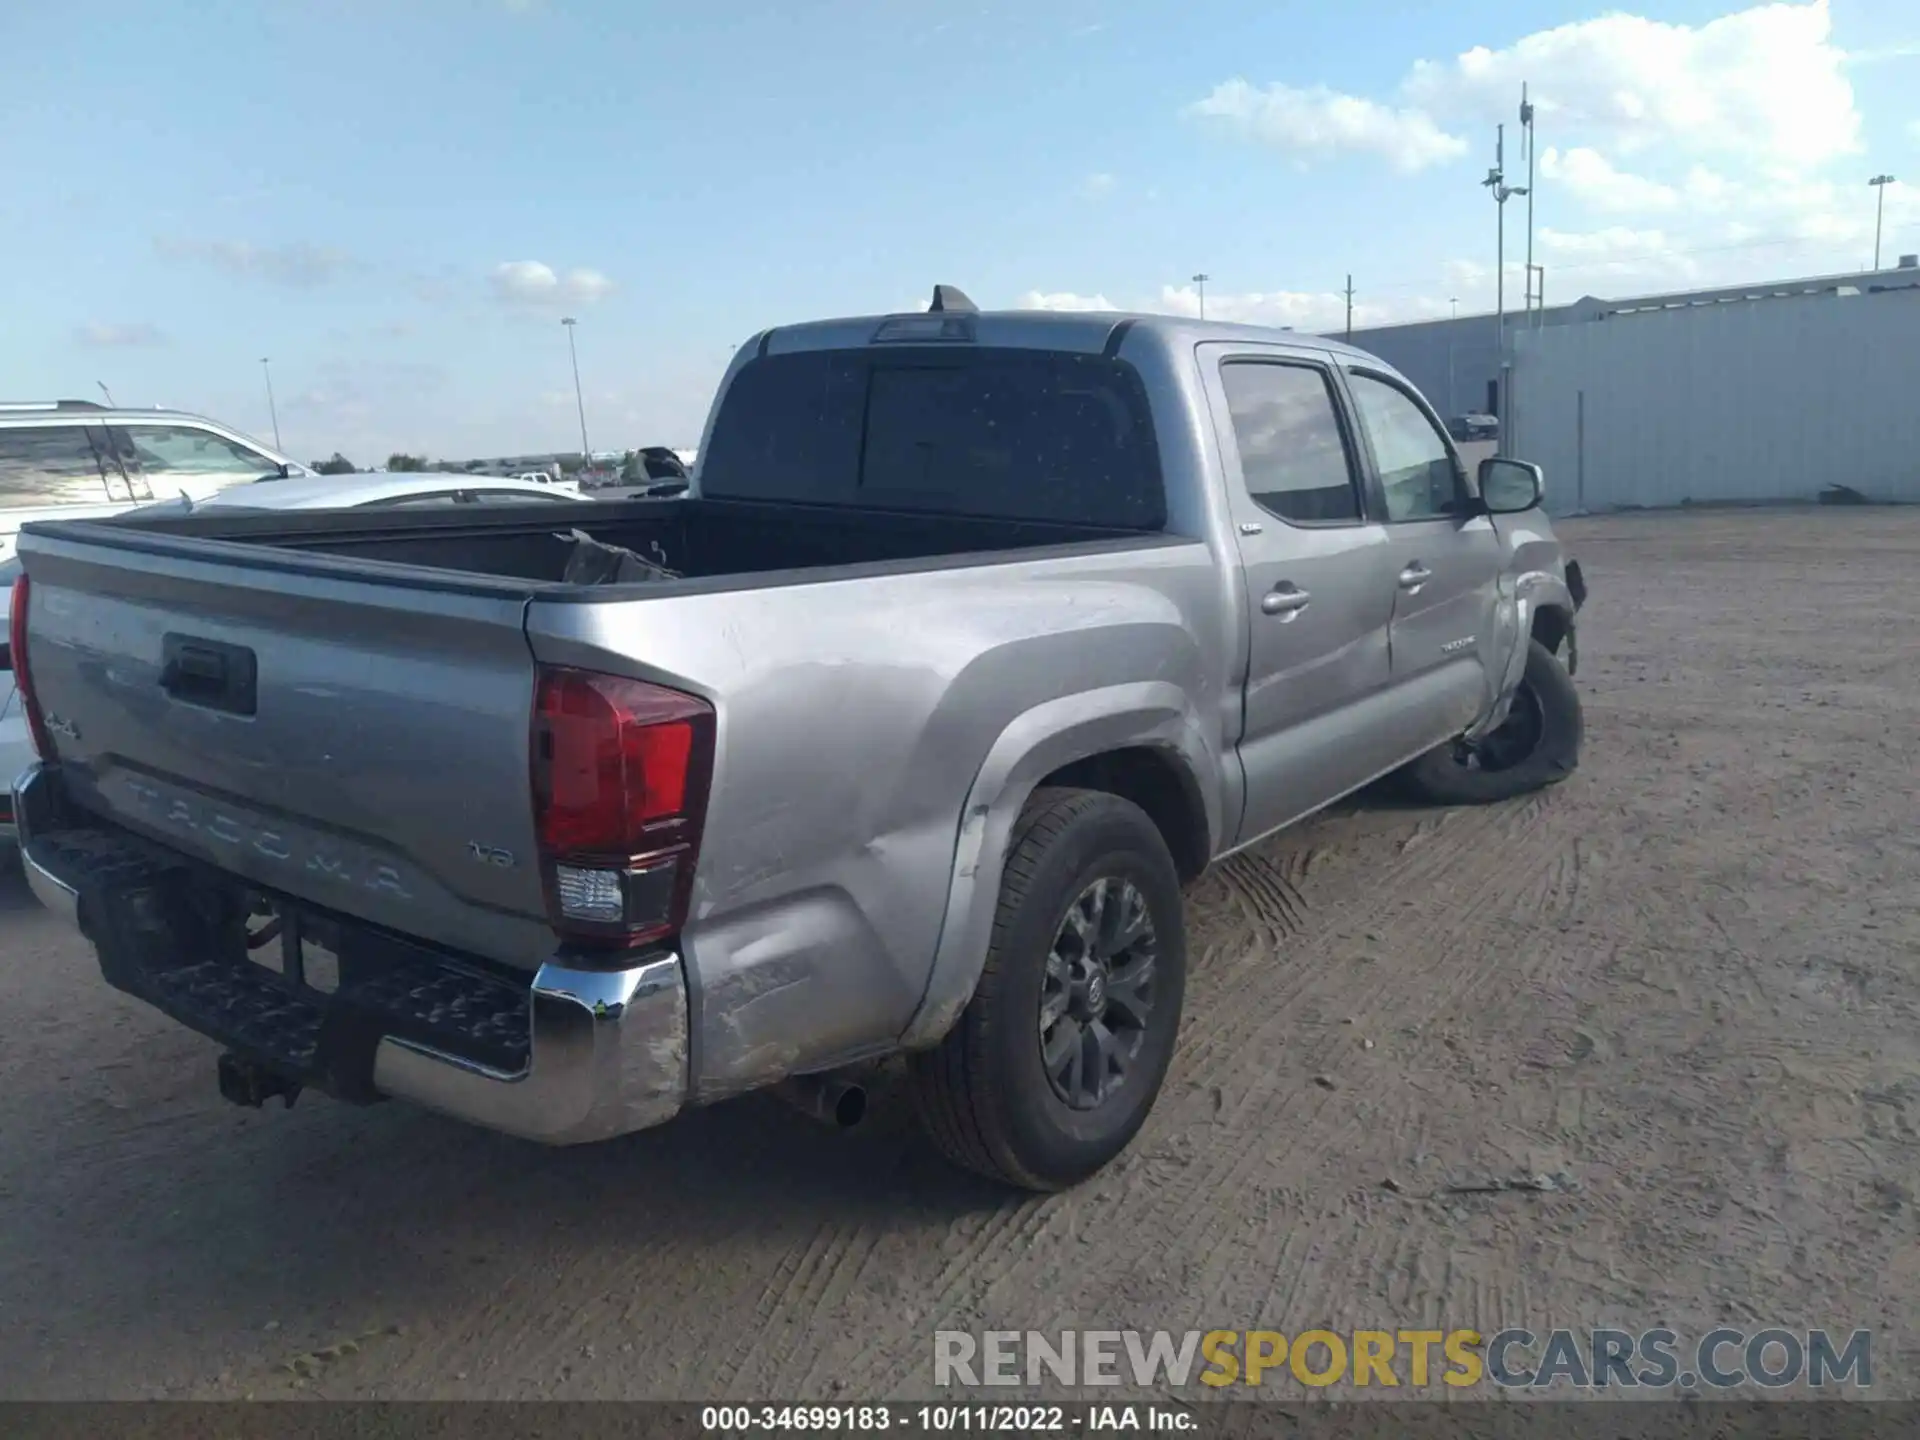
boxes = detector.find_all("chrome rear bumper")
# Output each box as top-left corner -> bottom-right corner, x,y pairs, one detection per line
371,955 -> 687,1145
12,762 -> 688,1146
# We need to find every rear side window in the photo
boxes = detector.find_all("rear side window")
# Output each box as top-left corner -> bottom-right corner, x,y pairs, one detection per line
1219,361 -> 1362,525
699,347 -> 1165,529
0,425 -> 115,508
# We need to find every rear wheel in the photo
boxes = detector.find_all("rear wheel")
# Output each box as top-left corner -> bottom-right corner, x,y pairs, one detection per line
1401,639 -> 1583,806
908,787 -> 1187,1192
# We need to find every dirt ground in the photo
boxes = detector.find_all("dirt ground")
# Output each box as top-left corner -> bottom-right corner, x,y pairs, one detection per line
1,508 -> 1915,1401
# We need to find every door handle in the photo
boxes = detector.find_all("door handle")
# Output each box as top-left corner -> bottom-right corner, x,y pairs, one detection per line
1398,563 -> 1432,590
1261,584 -> 1311,618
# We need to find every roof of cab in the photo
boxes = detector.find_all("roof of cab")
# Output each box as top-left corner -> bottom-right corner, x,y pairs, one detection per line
749,306 -> 1384,367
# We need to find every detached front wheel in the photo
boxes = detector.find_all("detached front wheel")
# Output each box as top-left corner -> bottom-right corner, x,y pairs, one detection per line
1402,638 -> 1584,807
908,787 -> 1187,1192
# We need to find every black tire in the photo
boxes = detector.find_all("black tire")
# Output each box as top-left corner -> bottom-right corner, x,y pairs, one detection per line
1401,639 -> 1584,807
907,786 -> 1187,1192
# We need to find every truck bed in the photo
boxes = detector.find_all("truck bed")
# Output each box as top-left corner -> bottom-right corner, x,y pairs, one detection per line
89,493 -> 1156,591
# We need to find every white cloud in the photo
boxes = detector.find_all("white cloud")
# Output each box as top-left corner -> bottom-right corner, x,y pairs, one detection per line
1156,283 -> 1392,330
76,322 -> 167,348
1187,79 -> 1468,172
1536,226 -> 1671,260
1538,146 -> 1679,213
1403,1 -> 1858,169
1076,172 -> 1117,200
1392,5 -> 1914,300
155,237 -> 359,288
490,261 -> 617,308
1186,2 -> 1878,291
1532,227 -> 1703,286
1017,290 -> 1119,312
1908,118 -> 1920,144
1019,284 -> 1400,331
1846,43 -> 1920,66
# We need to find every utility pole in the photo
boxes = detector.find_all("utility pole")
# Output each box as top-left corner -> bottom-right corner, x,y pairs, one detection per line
259,357 -> 281,450
1191,273 -> 1210,320
1870,174 -> 1896,270
1521,84 -> 1537,322
561,317 -> 590,464
1482,124 -> 1528,406
1344,274 -> 1354,342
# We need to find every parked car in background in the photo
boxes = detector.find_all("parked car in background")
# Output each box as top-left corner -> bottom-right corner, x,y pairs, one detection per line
1447,413 -> 1499,442
0,474 -> 587,856
0,556 -> 28,850
0,401 -> 305,564
127,471 -> 592,516
515,469 -> 587,495
1,472 -> 584,855
636,446 -> 691,482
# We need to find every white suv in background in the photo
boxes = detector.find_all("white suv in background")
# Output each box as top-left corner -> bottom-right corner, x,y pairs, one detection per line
0,401 -> 306,563
1,555 -> 30,850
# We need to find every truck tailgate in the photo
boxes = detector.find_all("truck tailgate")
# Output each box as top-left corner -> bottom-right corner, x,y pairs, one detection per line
17,530 -> 557,969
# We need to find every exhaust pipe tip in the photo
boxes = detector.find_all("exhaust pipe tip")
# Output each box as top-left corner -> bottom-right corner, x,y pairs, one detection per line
777,1073 -> 868,1129
832,1081 -> 868,1128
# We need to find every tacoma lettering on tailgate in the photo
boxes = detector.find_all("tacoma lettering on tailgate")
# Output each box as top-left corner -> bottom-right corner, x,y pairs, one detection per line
117,776 -> 414,900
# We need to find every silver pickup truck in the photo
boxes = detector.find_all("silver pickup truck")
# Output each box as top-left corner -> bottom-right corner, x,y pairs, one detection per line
8,291 -> 1587,1192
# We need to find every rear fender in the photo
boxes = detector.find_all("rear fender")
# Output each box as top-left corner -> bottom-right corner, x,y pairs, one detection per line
898,681 -> 1219,1048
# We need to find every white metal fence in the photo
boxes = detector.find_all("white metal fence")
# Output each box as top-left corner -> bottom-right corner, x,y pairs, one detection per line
1506,286 -> 1920,517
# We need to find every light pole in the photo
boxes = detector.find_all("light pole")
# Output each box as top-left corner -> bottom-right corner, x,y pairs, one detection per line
259,357 -> 282,450
1870,174 -> 1896,270
1521,84 -> 1538,323
1191,273 -> 1209,320
561,317 -> 590,466
1482,124 -> 1528,411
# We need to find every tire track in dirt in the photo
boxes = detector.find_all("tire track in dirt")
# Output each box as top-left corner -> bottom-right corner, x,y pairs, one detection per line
1176,798 -> 1561,1083
729,1213 -> 918,1397
827,1194 -> 1067,1390
825,791 -> 1600,1393
1217,853 -> 1310,947
707,1221 -> 856,1395
1142,796 -> 1607,1344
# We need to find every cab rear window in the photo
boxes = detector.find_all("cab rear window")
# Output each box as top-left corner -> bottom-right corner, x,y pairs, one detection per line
699,347 -> 1166,530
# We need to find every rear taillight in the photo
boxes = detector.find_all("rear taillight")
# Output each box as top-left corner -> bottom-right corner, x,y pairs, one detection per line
9,573 -> 53,761
532,666 -> 715,949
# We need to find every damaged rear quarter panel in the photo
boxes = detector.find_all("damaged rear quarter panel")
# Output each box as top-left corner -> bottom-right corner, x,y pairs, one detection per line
524,540 -> 1225,1101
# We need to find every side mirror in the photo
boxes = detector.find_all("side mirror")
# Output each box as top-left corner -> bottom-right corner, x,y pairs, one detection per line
1478,456 -> 1544,514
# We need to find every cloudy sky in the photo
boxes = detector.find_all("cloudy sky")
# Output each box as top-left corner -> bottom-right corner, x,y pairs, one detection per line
4,0 -> 1918,462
